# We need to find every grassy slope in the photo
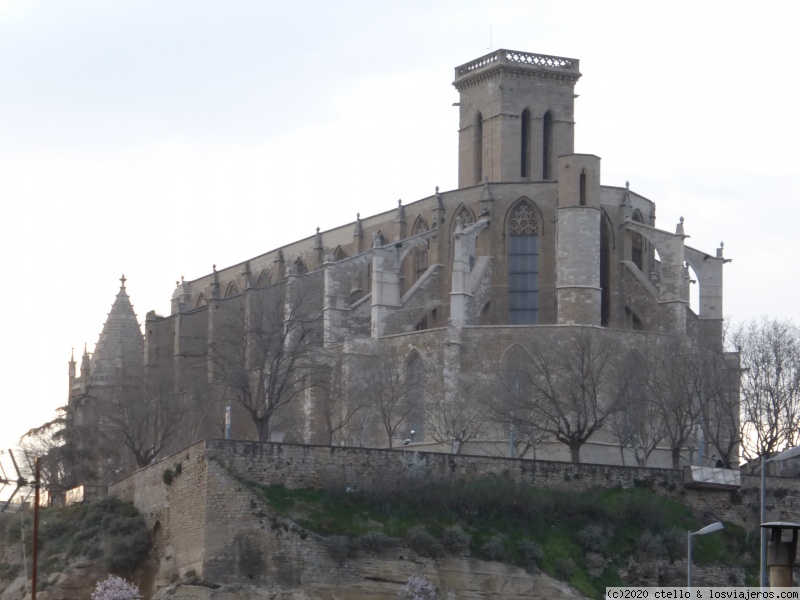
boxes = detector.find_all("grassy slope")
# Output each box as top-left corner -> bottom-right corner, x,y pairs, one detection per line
243,476 -> 758,598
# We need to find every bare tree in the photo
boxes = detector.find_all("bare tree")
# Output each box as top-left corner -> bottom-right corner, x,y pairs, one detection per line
733,318 -> 800,465
345,351 -> 426,449
700,350 -> 741,468
608,389 -> 665,467
98,378 -> 186,468
643,339 -> 716,469
426,373 -> 489,454
208,281 -> 327,442
318,357 -> 370,446
497,329 -> 629,463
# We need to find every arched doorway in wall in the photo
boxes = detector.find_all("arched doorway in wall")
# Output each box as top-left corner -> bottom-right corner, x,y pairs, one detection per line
507,199 -> 540,324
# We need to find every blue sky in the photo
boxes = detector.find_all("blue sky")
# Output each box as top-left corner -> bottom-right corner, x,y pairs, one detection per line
2,0 -> 799,454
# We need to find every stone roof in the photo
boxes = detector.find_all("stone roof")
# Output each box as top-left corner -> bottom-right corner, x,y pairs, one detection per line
89,275 -> 144,385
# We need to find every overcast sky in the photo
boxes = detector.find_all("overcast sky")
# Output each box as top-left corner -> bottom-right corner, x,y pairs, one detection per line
1,0 -> 798,457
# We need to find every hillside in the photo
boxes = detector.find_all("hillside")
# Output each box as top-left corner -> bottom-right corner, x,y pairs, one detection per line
0,477 -> 754,599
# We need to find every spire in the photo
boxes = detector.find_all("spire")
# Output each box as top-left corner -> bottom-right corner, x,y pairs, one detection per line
89,277 -> 144,385
68,347 -> 76,379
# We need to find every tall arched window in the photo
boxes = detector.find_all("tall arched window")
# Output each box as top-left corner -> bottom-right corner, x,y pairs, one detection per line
631,210 -> 644,271
542,111 -> 553,179
295,258 -> 308,275
600,212 -> 612,327
412,217 -> 428,282
579,170 -> 587,206
333,246 -> 347,261
406,351 -> 425,440
520,109 -> 531,178
508,200 -> 540,324
474,111 -> 483,185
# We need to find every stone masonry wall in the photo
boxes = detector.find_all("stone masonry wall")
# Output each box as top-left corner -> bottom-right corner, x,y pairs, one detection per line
111,439 -> 800,584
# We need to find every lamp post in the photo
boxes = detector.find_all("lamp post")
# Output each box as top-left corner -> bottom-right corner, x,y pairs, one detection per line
760,445 -> 800,587
688,522 -> 724,587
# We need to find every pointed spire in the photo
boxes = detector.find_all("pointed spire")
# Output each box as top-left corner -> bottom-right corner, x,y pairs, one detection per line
68,347 -> 76,379
89,278 -> 144,385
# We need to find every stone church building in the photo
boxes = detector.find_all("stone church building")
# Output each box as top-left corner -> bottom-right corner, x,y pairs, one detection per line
68,50 -> 736,478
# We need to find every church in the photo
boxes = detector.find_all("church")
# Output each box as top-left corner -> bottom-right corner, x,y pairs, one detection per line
68,49 -> 738,479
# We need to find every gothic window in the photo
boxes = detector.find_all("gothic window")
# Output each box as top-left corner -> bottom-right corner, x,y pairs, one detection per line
454,205 -> 476,230
600,212 -> 612,327
406,350 -> 425,440
255,269 -> 270,287
453,205 -> 477,269
631,210 -> 644,271
195,293 -> 207,308
520,109 -> 531,178
334,246 -> 347,261
507,200 -> 539,324
224,282 -> 239,298
542,111 -> 553,179
295,258 -> 308,275
474,111 -> 483,185
579,170 -> 587,206
412,217 -> 429,282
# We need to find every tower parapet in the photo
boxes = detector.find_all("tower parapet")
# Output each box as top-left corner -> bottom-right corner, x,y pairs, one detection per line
454,50 -> 581,188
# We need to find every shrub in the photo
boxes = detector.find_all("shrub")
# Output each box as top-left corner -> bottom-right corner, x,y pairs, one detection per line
636,530 -> 666,557
442,526 -> 471,556
360,530 -> 396,553
481,535 -> 505,561
399,575 -> 439,600
577,524 -> 607,554
406,526 -> 443,558
324,535 -> 355,562
517,539 -> 543,571
555,558 -> 576,580
91,575 -> 142,600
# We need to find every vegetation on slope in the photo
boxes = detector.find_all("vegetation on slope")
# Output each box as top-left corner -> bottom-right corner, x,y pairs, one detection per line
243,475 -> 757,599
0,496 -> 149,590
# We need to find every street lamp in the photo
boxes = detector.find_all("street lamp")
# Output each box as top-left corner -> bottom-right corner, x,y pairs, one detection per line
760,445 -> 800,587
688,521 -> 724,586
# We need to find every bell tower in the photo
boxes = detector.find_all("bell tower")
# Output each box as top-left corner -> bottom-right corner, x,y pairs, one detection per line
453,50 -> 581,188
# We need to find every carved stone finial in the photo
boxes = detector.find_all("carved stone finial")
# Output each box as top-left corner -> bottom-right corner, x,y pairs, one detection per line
213,264 -> 217,272
717,241 -> 725,258
120,274 -> 126,288
316,226 -> 320,234
626,181 -> 630,189
354,213 -> 363,238
680,216 -> 685,223
435,186 -> 439,193
181,275 -> 184,282
676,217 -> 685,236
398,199 -> 402,206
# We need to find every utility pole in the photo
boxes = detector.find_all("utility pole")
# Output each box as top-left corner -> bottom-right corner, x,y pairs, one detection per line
0,450 -> 41,599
